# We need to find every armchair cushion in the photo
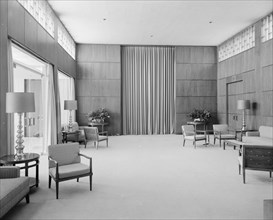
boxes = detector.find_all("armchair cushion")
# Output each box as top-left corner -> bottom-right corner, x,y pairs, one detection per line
215,134 -> 236,139
99,135 -> 108,141
48,143 -> 80,168
49,163 -> 90,179
185,135 -> 206,141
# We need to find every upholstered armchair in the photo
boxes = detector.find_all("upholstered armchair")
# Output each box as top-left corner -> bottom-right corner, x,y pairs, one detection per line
83,127 -> 108,149
48,143 -> 93,199
238,145 -> 273,183
213,124 -> 236,147
181,125 -> 206,148
0,167 -> 30,218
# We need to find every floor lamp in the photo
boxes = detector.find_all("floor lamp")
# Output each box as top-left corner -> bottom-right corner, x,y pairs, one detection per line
64,100 -> 77,132
6,92 -> 35,160
237,100 -> 250,131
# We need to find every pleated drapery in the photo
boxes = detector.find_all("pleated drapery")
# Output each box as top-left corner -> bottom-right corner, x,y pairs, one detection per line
7,40 -> 15,154
122,46 -> 176,135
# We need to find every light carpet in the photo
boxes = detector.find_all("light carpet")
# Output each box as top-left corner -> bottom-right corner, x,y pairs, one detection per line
3,135 -> 272,220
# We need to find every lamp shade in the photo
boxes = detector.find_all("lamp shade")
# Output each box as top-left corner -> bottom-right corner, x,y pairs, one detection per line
237,100 -> 250,110
64,100 -> 77,110
6,92 -> 35,113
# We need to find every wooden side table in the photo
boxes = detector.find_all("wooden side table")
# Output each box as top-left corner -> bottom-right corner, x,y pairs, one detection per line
62,130 -> 79,143
0,153 -> 40,188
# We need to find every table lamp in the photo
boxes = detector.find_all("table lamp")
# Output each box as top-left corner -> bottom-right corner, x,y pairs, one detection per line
64,100 -> 77,132
237,100 -> 250,131
6,92 -> 35,160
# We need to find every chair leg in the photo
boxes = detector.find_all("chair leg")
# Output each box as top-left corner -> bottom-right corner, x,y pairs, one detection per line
56,181 -> 59,199
77,178 -> 79,182
89,174 -> 92,191
243,169 -> 246,184
219,138 -> 222,147
270,171 -> 272,178
25,194 -> 29,203
49,175 -> 51,188
238,164 -> 241,175
214,137 -> 216,144
194,141 -> 196,148
183,139 -> 185,147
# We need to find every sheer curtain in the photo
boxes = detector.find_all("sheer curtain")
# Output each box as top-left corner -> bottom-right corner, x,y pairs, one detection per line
122,46 -> 176,135
41,64 -> 57,154
58,72 -> 76,126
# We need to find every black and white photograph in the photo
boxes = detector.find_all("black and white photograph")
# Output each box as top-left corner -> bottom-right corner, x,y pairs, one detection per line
0,0 -> 272,219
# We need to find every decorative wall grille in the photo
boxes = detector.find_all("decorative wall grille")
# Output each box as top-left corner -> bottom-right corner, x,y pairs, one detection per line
58,24 -> 76,59
218,25 -> 255,62
261,13 -> 273,42
17,0 -> 55,37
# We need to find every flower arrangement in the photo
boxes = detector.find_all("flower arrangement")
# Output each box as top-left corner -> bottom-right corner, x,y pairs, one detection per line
188,109 -> 212,123
88,108 -> 110,123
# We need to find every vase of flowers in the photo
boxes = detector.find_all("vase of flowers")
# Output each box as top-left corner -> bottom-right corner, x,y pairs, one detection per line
88,108 -> 110,123
188,109 -> 212,123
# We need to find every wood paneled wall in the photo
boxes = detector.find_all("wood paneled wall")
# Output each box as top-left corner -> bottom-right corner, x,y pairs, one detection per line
176,46 -> 217,133
217,21 -> 273,129
76,44 -> 121,135
0,1 -> 76,156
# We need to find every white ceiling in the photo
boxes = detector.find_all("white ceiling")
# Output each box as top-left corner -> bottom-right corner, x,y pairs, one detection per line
48,0 -> 272,46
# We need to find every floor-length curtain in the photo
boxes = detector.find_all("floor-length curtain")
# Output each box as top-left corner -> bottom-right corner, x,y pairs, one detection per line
41,64 -> 57,154
58,72 -> 76,125
7,40 -> 14,154
122,46 -> 176,135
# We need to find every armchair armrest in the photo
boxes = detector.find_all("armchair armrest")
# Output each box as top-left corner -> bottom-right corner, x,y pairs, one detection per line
99,131 -> 108,136
0,166 -> 20,179
48,156 -> 59,179
48,156 -> 58,166
246,131 -> 260,137
78,153 -> 92,160
78,153 -> 92,173
214,131 -> 222,135
195,130 -> 206,134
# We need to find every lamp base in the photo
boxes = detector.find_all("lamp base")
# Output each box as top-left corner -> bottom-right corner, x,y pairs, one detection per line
14,112 -> 25,160
14,149 -> 25,160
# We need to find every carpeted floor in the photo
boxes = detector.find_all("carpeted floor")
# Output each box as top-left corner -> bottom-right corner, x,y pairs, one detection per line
3,135 -> 273,220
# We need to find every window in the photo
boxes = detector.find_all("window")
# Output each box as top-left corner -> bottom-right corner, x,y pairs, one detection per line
218,25 -> 255,62
17,0 -> 55,37
58,24 -> 76,59
261,13 -> 273,42
58,71 -> 76,125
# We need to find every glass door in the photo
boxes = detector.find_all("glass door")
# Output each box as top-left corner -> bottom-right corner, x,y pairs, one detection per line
12,44 -> 46,154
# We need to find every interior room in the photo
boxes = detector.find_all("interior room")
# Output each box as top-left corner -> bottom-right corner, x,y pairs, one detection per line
0,0 -> 272,219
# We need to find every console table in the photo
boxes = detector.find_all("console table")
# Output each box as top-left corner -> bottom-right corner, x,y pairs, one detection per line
0,153 -> 40,188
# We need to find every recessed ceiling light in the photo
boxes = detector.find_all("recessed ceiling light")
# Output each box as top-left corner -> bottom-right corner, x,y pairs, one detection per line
150,35 -> 153,37
209,21 -> 213,24
103,18 -> 107,21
